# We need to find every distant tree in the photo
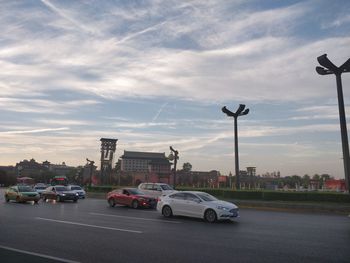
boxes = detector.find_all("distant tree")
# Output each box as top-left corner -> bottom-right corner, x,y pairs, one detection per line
182,162 -> 192,172
312,174 -> 320,181
302,174 -> 310,188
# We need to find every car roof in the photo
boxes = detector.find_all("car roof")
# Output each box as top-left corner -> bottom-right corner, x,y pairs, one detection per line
168,191 -> 205,195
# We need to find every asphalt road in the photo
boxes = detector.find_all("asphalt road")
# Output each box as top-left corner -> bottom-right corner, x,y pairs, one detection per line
0,188 -> 349,263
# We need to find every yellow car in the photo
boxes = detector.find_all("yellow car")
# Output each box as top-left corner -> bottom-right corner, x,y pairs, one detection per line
5,185 -> 40,204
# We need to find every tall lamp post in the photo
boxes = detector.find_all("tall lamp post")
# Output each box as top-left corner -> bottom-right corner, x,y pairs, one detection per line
316,54 -> 350,192
169,146 -> 179,190
86,158 -> 95,188
222,104 -> 249,190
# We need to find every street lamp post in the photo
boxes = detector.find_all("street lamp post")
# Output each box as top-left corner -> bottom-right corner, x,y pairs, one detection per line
222,104 -> 249,190
169,146 -> 179,190
316,54 -> 350,192
86,158 -> 95,188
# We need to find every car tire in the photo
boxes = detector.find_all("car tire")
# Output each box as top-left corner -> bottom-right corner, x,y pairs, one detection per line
108,198 -> 116,207
131,200 -> 138,209
73,198 -> 78,203
43,196 -> 47,202
5,195 -> 9,203
34,200 -> 39,204
162,205 -> 173,218
204,209 -> 217,223
16,196 -> 21,203
56,195 -> 61,202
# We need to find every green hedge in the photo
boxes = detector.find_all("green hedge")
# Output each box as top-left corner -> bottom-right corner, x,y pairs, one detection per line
87,186 -> 350,203
177,187 -> 350,203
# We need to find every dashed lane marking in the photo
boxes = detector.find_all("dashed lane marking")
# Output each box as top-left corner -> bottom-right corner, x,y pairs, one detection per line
35,217 -> 142,234
0,244 -> 80,263
89,212 -> 181,224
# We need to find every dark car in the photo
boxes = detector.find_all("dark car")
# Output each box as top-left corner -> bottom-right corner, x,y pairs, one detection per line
41,185 -> 79,202
107,188 -> 157,209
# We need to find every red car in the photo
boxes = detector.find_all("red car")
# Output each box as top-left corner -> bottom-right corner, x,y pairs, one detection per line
107,188 -> 157,209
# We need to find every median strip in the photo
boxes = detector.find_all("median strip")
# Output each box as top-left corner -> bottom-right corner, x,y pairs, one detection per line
89,212 -> 181,224
0,244 -> 80,263
35,217 -> 142,234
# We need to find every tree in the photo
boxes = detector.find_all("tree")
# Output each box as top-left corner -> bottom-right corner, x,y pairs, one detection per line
182,162 -> 192,172
302,174 -> 310,188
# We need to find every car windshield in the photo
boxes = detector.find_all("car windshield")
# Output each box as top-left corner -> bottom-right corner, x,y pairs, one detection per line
35,186 -> 46,190
128,189 -> 144,195
55,186 -> 68,191
71,186 -> 82,190
196,193 -> 218,202
18,186 -> 34,192
160,184 -> 173,190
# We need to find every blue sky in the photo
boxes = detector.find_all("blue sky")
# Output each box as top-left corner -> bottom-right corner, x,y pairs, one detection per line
1,0 -> 350,178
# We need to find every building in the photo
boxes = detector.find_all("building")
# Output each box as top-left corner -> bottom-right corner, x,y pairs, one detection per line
324,179 -> 347,191
120,151 -> 171,174
15,159 -> 45,177
120,151 -> 172,185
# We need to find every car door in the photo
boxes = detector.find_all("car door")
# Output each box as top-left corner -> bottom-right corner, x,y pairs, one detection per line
183,193 -> 205,218
121,189 -> 133,206
167,193 -> 187,216
49,187 -> 56,199
8,187 -> 16,200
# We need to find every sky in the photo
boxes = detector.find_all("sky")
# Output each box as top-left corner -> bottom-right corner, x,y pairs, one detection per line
1,0 -> 350,178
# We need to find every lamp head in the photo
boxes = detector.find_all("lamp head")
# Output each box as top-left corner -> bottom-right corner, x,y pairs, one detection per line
317,54 -> 339,73
222,106 -> 235,117
340,58 -> 350,73
240,108 -> 249,116
316,66 -> 332,75
236,104 -> 246,115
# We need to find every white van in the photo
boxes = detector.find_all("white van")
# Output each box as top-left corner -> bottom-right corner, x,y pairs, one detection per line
138,183 -> 175,199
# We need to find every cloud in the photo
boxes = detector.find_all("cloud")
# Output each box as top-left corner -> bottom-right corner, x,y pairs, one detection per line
0,127 -> 69,135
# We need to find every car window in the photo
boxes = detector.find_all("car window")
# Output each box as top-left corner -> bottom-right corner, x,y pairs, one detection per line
145,184 -> 153,190
71,186 -> 82,190
139,184 -> 146,190
160,184 -> 173,190
55,186 -> 68,191
128,189 -> 143,195
155,185 -> 162,191
122,189 -> 130,195
196,193 -> 217,202
18,185 -> 33,192
169,193 -> 185,200
185,193 -> 201,202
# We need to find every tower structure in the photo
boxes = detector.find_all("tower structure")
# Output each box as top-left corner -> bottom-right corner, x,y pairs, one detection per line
100,138 -> 118,185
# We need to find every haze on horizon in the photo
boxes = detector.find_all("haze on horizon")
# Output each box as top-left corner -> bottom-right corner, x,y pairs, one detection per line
1,0 -> 350,178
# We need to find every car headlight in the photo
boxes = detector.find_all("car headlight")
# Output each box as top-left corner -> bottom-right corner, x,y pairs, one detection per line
217,206 -> 230,211
61,193 -> 66,196
76,193 -> 79,196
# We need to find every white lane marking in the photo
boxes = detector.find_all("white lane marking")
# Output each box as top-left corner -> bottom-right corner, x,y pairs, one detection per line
89,212 -> 181,224
35,217 -> 142,234
0,244 -> 80,263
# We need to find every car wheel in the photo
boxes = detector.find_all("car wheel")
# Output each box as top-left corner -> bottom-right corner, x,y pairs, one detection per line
34,200 -> 39,204
108,198 -> 116,207
131,200 -> 139,209
43,195 -> 47,202
162,205 -> 173,218
5,195 -> 9,203
73,198 -> 78,203
56,195 -> 60,202
204,209 -> 217,223
16,196 -> 21,203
